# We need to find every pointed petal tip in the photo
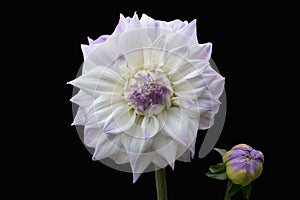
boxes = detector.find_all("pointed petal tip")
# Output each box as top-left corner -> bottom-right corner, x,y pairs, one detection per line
206,42 -> 212,49
132,173 -> 141,183
69,97 -> 75,103
87,37 -> 93,44
102,126 -> 112,134
81,44 -> 88,50
190,19 -> 197,24
67,80 -> 76,85
170,162 -> 175,170
132,12 -> 139,19
102,126 -> 121,135
141,13 -> 149,18
190,151 -> 195,159
203,42 -> 212,58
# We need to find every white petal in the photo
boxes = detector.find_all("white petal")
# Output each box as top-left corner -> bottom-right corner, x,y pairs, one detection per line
144,35 -> 167,67
111,14 -> 129,36
177,150 -> 192,162
132,153 -> 154,183
70,90 -> 94,108
87,95 -> 123,112
203,67 -> 225,98
124,115 -> 157,139
165,31 -> 196,50
157,109 -> 168,129
86,101 -> 126,127
88,35 -> 110,45
172,97 -> 194,109
140,14 -> 172,42
133,173 -> 142,183
146,104 -> 164,116
195,67 -> 225,113
81,44 -> 92,60
140,14 -> 158,41
152,133 -> 178,167
152,154 -> 169,169
84,110 -> 99,128
83,126 -> 100,147
141,115 -> 160,139
72,107 -> 86,125
140,13 -> 155,28
109,151 -> 129,164
164,45 -> 190,71
156,118 -> 198,164
82,36 -> 120,73
186,118 -> 199,157
196,91 -> 221,129
172,63 -> 215,100
169,60 -> 209,83
176,19 -> 197,42
160,108 -> 189,145
81,35 -> 111,61
173,81 -> 206,100
183,88 -> 222,129
127,12 -> 142,30
177,61 -> 209,80
68,66 -> 125,98
111,55 -> 131,80
122,135 -> 149,155
103,106 -> 136,134
182,106 -> 202,120
122,135 -> 152,164
122,134 -> 153,182
118,29 -> 152,69
197,94 -> 221,109
168,19 -> 188,31
92,135 -> 122,160
188,42 -> 212,61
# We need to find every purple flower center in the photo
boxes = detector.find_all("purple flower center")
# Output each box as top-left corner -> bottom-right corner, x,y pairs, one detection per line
124,69 -> 173,115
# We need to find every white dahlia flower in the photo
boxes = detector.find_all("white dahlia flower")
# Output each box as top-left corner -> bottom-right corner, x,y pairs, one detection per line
68,13 -> 225,182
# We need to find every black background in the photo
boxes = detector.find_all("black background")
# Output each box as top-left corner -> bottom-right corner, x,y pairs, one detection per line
6,1 -> 292,200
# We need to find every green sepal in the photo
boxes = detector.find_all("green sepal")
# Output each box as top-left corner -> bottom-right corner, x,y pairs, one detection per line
205,172 -> 228,180
229,183 -> 241,196
209,163 -> 226,173
213,148 -> 227,157
241,184 -> 252,199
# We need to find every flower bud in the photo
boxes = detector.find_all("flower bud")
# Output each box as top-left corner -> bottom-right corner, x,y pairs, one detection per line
223,144 -> 264,186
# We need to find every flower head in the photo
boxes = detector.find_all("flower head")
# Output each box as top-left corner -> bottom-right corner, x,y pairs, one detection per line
223,144 -> 264,186
68,13 -> 225,182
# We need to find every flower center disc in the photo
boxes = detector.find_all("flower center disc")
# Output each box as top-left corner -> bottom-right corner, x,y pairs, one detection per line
124,69 -> 173,115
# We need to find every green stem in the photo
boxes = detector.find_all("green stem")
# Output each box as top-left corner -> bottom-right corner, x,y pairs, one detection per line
155,168 -> 167,200
224,180 -> 232,200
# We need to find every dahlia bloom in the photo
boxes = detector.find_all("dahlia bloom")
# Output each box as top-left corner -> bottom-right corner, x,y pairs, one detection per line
69,13 -> 225,182
223,144 -> 264,186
